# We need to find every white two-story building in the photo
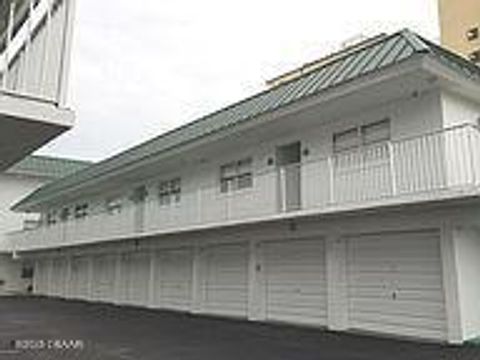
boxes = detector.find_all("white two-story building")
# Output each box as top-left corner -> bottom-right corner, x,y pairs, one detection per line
7,30 -> 480,344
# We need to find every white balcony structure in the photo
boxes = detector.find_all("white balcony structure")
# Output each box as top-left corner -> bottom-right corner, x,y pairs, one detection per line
0,0 -> 75,171
9,123 -> 480,251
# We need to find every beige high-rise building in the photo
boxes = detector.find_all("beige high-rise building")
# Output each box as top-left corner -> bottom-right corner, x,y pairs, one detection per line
438,0 -> 480,63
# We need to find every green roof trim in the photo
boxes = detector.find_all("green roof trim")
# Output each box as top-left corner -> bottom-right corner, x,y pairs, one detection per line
12,29 -> 480,212
6,155 -> 92,179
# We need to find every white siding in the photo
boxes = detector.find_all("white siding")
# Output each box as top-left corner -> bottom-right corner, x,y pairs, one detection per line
346,230 -> 447,341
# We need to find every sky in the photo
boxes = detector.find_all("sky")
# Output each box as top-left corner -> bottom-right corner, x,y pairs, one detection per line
37,0 -> 440,162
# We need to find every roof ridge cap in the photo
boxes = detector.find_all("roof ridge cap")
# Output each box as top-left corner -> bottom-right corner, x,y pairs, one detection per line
399,29 -> 431,53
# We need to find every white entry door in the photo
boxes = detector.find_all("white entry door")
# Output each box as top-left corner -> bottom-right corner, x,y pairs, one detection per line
154,247 -> 193,311
51,258 -> 68,298
347,230 -> 447,341
201,242 -> 249,317
262,238 -> 327,326
92,254 -> 116,303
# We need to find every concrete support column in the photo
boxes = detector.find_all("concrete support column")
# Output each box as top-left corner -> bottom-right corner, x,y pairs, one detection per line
64,256 -> 72,299
248,240 -> 264,321
86,256 -> 94,301
147,250 -> 156,308
440,222 -> 463,344
191,242 -> 203,314
46,257 -> 53,296
326,235 -> 348,331
113,252 -> 122,304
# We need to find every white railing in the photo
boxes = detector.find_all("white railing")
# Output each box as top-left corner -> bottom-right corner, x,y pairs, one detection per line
8,123 -> 480,251
0,0 -> 74,104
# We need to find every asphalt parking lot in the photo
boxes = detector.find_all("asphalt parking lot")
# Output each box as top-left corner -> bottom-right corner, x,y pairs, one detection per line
0,296 -> 479,360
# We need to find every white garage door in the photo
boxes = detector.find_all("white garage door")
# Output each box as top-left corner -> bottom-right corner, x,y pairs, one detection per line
120,252 -> 150,307
347,230 -> 447,340
50,258 -> 68,298
70,256 -> 90,300
34,259 -> 50,295
92,254 -> 116,303
202,242 -> 249,317
153,247 -> 193,311
262,238 -> 327,326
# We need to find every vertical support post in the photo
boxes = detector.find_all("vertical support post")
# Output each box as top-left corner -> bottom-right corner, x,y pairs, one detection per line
326,234 -> 348,331
113,252 -> 122,305
467,125 -> 477,186
191,241 -> 203,314
328,156 -> 335,204
248,240 -> 264,321
40,0 -> 52,93
57,0 -> 77,106
2,1 -> 15,90
440,221 -> 463,343
147,249 -> 156,308
86,255 -> 94,301
64,256 -> 72,299
388,141 -> 397,196
46,257 -> 53,296
21,0 -> 34,92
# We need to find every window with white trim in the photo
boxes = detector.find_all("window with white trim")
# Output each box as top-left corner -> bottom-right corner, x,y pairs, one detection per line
158,178 -> 181,206
220,157 -> 253,193
333,119 -> 391,153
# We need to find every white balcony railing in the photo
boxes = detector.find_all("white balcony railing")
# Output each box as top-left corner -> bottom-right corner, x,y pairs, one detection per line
8,123 -> 480,251
0,0 -> 74,104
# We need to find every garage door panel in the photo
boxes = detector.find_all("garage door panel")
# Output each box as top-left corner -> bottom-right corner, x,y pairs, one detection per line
347,230 -> 447,341
121,252 -> 150,307
92,255 -> 116,303
71,257 -> 90,300
202,242 -> 248,317
263,238 -> 327,326
155,248 -> 193,312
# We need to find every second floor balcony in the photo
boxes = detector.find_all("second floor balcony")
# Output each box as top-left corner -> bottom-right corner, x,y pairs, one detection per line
8,123 -> 480,251
0,0 -> 75,170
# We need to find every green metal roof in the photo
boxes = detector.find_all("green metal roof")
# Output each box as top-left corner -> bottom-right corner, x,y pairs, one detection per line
12,29 -> 480,211
6,155 -> 92,179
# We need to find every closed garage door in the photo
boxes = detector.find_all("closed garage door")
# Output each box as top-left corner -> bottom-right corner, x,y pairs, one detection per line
154,247 -> 192,311
50,258 -> 68,298
92,254 -> 116,303
70,256 -> 90,300
202,242 -> 249,317
34,259 -> 50,295
262,238 -> 327,326
120,252 -> 150,307
347,230 -> 447,340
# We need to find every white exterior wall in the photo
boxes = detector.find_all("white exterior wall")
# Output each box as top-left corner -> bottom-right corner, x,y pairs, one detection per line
451,226 -> 480,341
0,173 -> 50,293
0,173 -> 46,243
